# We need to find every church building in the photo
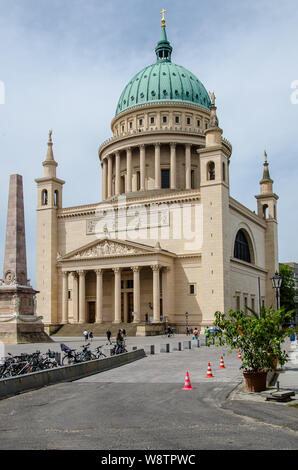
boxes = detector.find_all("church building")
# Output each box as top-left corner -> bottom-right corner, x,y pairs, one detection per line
35,15 -> 279,334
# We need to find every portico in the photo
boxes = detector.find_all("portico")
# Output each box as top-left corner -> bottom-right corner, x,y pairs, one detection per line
58,238 -> 174,325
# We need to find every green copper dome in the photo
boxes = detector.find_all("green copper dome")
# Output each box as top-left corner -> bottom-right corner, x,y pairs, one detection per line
115,26 -> 211,116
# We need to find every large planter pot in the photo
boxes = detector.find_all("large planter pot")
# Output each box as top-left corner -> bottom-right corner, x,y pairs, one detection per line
243,371 -> 268,392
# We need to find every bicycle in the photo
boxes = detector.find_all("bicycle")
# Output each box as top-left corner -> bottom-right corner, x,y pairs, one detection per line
94,345 -> 106,359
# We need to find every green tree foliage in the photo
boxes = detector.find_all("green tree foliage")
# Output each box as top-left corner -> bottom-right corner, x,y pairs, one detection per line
279,264 -> 295,313
212,307 -> 292,372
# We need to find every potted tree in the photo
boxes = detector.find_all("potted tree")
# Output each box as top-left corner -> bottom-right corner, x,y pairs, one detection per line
211,307 -> 293,392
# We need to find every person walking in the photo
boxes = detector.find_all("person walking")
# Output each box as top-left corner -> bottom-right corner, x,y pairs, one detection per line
122,328 -> 126,337
186,326 -> 190,336
106,328 -> 112,345
89,331 -> 94,342
205,326 -> 210,345
83,329 -> 89,342
193,327 -> 199,340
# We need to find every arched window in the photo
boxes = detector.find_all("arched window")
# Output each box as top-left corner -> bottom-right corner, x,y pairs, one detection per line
54,190 -> 59,207
263,204 -> 268,220
42,189 -> 48,206
207,161 -> 215,181
234,229 -> 251,263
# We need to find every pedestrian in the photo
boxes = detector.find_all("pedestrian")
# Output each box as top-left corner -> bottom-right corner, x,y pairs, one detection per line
106,328 -> 112,345
205,326 -> 210,344
186,326 -> 190,336
122,328 -> 126,337
289,324 -> 295,342
83,329 -> 88,341
89,331 -> 94,342
193,327 -> 199,339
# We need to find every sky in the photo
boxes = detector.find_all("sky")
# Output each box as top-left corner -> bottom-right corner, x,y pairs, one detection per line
0,0 -> 297,287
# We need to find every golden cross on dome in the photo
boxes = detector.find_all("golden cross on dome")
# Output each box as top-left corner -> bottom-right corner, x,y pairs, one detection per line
161,8 -> 166,28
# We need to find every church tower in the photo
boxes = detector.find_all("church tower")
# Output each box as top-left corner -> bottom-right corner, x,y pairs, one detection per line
197,96 -> 232,327
255,151 -> 279,308
35,131 -> 65,326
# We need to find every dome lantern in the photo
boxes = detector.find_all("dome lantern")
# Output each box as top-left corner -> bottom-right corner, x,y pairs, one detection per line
155,10 -> 172,63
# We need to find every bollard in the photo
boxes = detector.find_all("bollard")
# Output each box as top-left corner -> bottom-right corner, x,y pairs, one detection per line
191,340 -> 200,348
183,341 -> 191,350
144,345 -> 155,355
160,343 -> 170,353
172,342 -> 182,351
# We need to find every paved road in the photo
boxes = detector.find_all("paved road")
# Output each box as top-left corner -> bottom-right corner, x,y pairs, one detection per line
0,343 -> 297,450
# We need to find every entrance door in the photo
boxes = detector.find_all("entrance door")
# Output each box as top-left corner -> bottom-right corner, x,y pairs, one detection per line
127,292 -> 134,323
88,302 -> 96,323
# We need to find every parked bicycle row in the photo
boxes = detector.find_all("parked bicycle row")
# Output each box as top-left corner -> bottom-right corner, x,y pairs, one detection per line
0,349 -> 59,379
0,339 -> 128,379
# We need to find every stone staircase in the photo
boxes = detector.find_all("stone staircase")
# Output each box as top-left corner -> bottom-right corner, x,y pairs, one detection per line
52,322 -> 140,337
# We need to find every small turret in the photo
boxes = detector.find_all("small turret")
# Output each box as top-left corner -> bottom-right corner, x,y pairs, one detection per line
42,129 -> 58,178
255,151 -> 278,220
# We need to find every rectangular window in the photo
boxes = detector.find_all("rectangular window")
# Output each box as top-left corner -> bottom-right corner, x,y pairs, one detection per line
136,171 -> 140,190
189,284 -> 195,295
244,297 -> 248,313
129,122 -> 133,129
197,119 -> 201,127
68,290 -> 71,300
236,295 -> 240,311
150,117 -> 155,124
127,280 -> 134,289
186,117 -> 191,125
121,280 -> 124,289
251,297 -> 255,312
162,116 -> 167,123
175,116 -> 180,124
161,169 -> 170,189
191,169 -> 195,189
139,119 -> 143,126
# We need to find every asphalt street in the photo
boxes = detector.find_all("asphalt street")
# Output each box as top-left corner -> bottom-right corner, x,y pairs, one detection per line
0,341 -> 297,450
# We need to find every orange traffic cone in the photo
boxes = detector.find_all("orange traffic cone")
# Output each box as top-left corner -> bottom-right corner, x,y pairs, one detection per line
182,370 -> 194,390
238,349 -> 242,359
220,356 -> 225,369
206,363 -> 214,378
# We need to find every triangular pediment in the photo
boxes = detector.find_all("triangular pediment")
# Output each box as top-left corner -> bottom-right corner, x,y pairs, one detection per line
60,238 -> 160,261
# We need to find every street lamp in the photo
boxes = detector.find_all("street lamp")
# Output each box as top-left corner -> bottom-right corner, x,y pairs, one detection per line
271,271 -> 282,310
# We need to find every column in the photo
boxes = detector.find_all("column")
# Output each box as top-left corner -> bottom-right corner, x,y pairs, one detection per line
185,144 -> 191,189
113,267 -> 121,323
140,144 -> 145,191
62,271 -> 69,324
162,267 -> 169,322
115,151 -> 120,195
151,265 -> 161,323
107,155 -> 112,198
154,143 -> 161,189
102,159 -> 107,200
78,270 -> 86,323
123,292 -> 128,323
132,266 -> 141,323
170,143 -> 176,189
126,147 -> 132,193
95,269 -> 103,323
72,272 -> 79,323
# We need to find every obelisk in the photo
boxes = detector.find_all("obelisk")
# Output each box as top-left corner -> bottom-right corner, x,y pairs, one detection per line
0,174 -> 51,343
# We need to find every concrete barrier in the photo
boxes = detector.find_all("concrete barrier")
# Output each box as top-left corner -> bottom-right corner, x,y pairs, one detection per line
160,343 -> 170,353
183,341 -> 191,350
0,349 -> 146,400
191,340 -> 200,348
